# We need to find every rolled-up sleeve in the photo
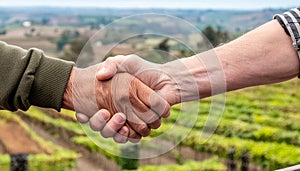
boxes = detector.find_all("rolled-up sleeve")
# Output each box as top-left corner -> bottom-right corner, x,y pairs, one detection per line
0,41 -> 74,111
274,8 -> 300,58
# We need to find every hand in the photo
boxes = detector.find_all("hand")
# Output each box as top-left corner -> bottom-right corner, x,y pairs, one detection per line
97,54 -> 200,105
95,54 -> 199,138
62,64 -> 170,143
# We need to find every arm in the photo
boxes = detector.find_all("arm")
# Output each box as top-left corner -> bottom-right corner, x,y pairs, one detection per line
96,9 -> 300,137
180,19 -> 299,97
215,19 -> 299,90
182,8 -> 300,97
98,13 -> 300,102
0,41 -> 73,111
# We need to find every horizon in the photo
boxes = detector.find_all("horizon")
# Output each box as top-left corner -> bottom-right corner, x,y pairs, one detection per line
0,6 -> 294,11
0,0 -> 298,10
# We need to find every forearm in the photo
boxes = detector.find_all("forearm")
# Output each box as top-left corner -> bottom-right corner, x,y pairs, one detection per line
177,20 -> 299,99
0,41 -> 74,111
217,20 -> 299,90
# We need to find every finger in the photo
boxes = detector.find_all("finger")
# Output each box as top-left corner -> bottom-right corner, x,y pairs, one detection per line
148,119 -> 161,129
134,78 -> 171,118
126,110 -> 151,137
96,56 -> 125,80
148,93 -> 171,118
96,55 -> 145,81
101,113 -> 126,138
129,137 -> 141,143
129,91 -> 161,124
113,126 -> 129,143
89,109 -> 111,131
96,64 -> 117,81
127,127 -> 141,143
128,78 -> 162,124
124,123 -> 141,143
76,112 -> 89,123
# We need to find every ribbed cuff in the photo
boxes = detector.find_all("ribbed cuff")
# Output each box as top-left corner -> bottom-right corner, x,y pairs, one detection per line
29,53 -> 74,111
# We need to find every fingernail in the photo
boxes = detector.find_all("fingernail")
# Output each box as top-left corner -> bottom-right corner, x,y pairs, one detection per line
98,111 -> 109,121
115,113 -> 125,124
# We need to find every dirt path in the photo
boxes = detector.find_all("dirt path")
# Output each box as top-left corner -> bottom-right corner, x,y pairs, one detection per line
0,120 -> 45,154
24,120 -> 120,171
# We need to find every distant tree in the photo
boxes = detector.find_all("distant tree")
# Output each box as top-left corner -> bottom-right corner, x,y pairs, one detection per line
202,25 -> 229,47
70,39 -> 87,55
90,24 -> 99,30
57,30 -> 72,51
56,30 -> 81,51
216,26 -> 229,44
62,38 -> 94,63
203,26 -> 217,46
0,29 -> 6,35
41,18 -> 49,25
157,38 -> 170,52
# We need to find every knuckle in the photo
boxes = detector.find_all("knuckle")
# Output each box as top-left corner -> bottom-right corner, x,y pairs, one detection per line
128,54 -> 138,58
145,113 -> 159,124
106,57 -> 114,63
150,99 -> 160,110
127,54 -> 140,61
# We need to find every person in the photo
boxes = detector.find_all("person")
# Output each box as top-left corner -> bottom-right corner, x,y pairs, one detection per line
95,8 -> 300,140
0,41 -> 170,143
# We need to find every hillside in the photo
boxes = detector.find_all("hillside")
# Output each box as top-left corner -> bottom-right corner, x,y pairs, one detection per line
0,7 -> 290,31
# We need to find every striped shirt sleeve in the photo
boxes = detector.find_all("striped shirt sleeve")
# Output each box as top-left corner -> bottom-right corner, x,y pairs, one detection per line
274,8 -> 300,58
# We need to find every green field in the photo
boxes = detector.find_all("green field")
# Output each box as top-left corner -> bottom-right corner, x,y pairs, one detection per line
2,78 -> 298,171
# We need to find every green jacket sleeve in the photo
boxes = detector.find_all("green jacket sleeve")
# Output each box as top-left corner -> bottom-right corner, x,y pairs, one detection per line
0,41 -> 74,111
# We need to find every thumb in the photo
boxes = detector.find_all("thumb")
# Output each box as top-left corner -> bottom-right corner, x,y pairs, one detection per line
96,60 -> 118,80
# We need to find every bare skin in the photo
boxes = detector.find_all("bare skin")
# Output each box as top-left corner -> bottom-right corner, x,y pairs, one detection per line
96,20 -> 299,139
62,64 -> 170,143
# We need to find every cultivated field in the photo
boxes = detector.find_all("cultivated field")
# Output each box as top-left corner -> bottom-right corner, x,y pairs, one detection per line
1,25 -> 300,170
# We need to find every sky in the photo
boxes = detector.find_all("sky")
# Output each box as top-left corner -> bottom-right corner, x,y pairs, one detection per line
0,0 -> 298,10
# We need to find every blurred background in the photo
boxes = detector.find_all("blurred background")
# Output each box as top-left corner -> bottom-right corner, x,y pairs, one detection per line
0,0 -> 299,170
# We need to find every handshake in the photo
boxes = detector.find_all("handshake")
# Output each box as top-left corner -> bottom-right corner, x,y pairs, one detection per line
62,53 -> 204,143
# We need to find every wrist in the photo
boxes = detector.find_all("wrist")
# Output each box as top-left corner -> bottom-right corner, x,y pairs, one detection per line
68,64 -> 100,116
177,50 -> 227,99
62,67 -> 75,110
162,57 -> 203,103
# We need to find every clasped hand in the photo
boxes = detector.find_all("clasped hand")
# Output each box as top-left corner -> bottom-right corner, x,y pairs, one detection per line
63,60 -> 174,143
